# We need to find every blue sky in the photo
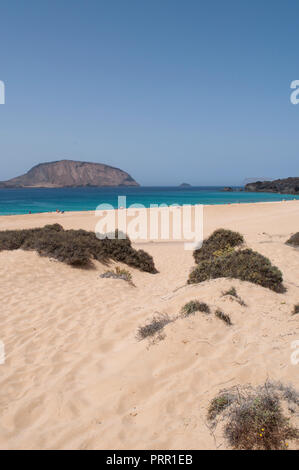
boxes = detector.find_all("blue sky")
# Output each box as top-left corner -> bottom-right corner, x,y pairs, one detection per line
0,0 -> 298,185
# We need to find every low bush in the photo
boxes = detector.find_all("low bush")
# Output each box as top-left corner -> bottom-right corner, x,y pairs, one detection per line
193,229 -> 244,264
188,249 -> 284,293
286,233 -> 299,247
180,300 -> 210,316
208,382 -> 299,450
0,225 -> 157,273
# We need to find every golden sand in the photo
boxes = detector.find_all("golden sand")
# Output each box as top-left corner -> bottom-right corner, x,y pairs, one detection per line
0,201 -> 299,449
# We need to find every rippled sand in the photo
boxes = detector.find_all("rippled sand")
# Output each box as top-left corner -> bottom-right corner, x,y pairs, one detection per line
0,201 -> 299,449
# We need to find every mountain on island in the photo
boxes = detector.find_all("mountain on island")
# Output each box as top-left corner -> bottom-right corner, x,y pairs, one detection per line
0,160 -> 139,188
244,177 -> 299,195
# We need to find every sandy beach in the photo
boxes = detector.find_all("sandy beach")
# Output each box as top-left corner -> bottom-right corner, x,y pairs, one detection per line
0,200 -> 299,450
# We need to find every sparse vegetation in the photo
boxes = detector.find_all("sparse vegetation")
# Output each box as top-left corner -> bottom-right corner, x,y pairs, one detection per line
180,300 -> 210,316
208,382 -> 299,450
286,233 -> 299,247
100,266 -> 134,285
193,229 -> 244,264
0,225 -> 157,273
207,392 -> 236,421
222,286 -> 246,306
215,309 -> 232,325
223,286 -> 237,297
266,381 -> 299,407
293,304 -> 299,315
189,248 -> 284,293
136,313 -> 173,341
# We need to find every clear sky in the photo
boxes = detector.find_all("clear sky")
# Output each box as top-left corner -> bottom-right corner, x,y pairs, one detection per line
0,0 -> 298,186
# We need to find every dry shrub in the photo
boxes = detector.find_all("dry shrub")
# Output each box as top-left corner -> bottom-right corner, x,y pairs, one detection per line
100,266 -> 134,285
208,382 -> 299,450
136,313 -> 173,341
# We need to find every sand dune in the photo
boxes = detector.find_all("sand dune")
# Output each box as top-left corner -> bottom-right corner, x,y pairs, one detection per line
0,201 -> 299,449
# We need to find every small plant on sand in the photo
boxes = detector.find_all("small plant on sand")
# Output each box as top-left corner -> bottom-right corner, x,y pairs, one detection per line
208,382 -> 299,450
180,300 -> 210,316
286,233 -> 299,247
100,266 -> 134,285
223,286 -> 237,297
293,304 -> 299,315
136,314 -> 173,341
215,309 -> 232,326
222,287 -> 246,306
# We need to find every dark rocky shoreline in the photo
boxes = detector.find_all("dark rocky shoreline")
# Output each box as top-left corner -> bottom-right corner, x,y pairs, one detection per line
245,177 -> 299,195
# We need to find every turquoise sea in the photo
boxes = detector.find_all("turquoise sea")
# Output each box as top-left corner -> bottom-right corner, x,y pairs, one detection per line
0,187 -> 298,216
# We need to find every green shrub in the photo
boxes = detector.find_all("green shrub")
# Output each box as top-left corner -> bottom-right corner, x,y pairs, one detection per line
286,233 -> 299,247
188,249 -> 284,293
193,229 -> 244,264
0,225 -> 157,273
180,300 -> 210,316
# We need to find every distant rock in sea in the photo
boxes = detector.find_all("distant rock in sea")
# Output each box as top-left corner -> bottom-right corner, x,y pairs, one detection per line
245,177 -> 299,195
179,183 -> 191,187
222,187 -> 233,192
0,160 -> 139,188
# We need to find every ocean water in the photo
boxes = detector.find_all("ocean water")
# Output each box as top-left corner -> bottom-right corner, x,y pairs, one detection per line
0,187 -> 298,216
